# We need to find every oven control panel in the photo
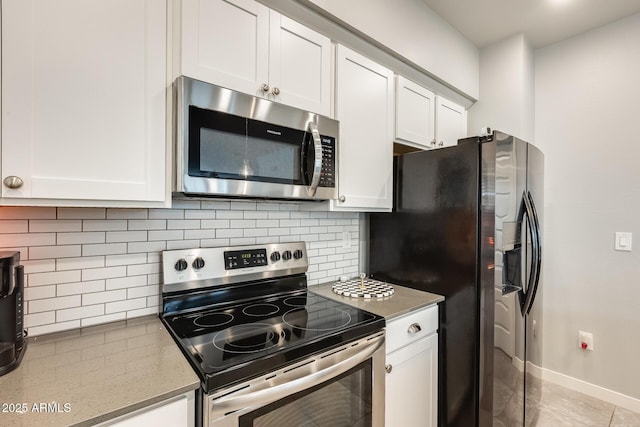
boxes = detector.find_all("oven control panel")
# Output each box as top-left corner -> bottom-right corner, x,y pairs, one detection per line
161,242 -> 308,291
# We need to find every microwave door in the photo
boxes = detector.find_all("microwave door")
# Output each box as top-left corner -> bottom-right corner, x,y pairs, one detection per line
306,122 -> 322,197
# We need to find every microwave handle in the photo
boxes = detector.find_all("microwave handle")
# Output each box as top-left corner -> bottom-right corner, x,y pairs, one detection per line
307,122 -> 322,197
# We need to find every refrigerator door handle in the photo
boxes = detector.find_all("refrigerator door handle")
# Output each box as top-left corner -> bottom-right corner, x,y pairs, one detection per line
519,191 -> 540,315
524,191 -> 542,315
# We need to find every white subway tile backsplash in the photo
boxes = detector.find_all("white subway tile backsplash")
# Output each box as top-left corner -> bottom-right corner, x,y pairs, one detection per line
81,312 -> 126,328
83,289 -> 127,305
0,205 -> 360,336
0,220 -> 28,233
83,243 -> 127,256
57,231 -> 106,245
83,220 -> 127,232
29,295 -> 81,313
106,231 -> 148,243
22,259 -> 56,274
82,266 -> 127,281
30,220 -> 81,232
57,256 -> 104,271
30,245 -> 81,260
106,209 -> 148,220
105,298 -> 147,314
25,285 -> 56,300
58,207 -> 106,219
57,304 -> 105,322
1,233 -> 56,248
105,253 -> 147,267
57,280 -> 105,296
106,275 -> 147,290
128,219 -> 166,231
29,270 -> 81,287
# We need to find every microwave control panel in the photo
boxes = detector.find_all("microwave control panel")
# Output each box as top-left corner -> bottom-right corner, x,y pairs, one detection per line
319,136 -> 336,188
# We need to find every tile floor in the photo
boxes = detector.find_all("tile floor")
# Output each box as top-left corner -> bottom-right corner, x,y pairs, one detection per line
533,381 -> 640,427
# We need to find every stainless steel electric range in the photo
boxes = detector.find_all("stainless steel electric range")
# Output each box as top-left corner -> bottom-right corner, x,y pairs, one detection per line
160,242 -> 385,427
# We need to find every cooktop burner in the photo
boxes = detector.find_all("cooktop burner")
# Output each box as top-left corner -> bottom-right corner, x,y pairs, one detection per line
160,242 -> 384,393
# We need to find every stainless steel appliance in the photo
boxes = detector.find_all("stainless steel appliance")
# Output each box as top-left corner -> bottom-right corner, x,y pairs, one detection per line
368,130 -> 543,426
160,242 -> 385,427
174,76 -> 339,201
0,251 -> 26,376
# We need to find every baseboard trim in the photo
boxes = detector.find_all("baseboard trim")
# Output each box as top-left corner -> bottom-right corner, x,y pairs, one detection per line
527,363 -> 640,413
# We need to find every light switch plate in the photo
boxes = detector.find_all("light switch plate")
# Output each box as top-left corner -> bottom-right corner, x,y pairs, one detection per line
615,232 -> 632,251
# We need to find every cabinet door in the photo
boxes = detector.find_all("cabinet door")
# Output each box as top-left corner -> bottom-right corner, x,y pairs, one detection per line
334,45 -> 393,211
435,96 -> 467,148
1,0 -> 166,203
181,0 -> 269,96
386,333 -> 438,427
268,12 -> 331,116
395,76 -> 435,149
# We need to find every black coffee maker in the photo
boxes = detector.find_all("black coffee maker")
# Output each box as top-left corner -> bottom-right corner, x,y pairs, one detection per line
0,251 -> 26,376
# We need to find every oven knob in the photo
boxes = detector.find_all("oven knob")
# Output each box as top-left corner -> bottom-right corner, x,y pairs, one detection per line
293,249 -> 303,259
192,257 -> 205,270
174,258 -> 188,272
282,250 -> 292,261
270,251 -> 281,262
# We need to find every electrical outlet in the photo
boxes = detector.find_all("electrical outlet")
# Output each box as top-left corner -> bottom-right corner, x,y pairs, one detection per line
578,330 -> 594,351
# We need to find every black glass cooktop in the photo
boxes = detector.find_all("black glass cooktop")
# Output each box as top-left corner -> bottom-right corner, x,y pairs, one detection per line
163,289 -> 384,392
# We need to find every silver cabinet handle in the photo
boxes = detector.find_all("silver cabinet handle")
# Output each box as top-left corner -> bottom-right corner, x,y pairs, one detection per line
339,195 -> 346,203
385,364 -> 393,373
407,323 -> 422,334
3,176 -> 24,189
307,122 -> 322,197
261,83 -> 270,93
271,87 -> 280,96
438,141 -> 444,147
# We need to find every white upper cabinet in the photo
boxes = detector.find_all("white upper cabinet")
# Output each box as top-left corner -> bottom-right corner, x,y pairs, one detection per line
395,76 -> 436,149
1,0 -> 167,206
333,45 -> 394,212
395,76 -> 467,150
436,95 -> 467,148
179,0 -> 332,116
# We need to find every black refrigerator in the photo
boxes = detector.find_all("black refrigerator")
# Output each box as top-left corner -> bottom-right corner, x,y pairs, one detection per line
368,131 -> 544,427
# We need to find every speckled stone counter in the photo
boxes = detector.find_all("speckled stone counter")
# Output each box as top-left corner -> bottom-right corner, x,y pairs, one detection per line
311,281 -> 444,320
0,315 -> 199,427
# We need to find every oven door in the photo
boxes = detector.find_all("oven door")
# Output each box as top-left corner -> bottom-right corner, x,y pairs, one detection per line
205,332 -> 385,427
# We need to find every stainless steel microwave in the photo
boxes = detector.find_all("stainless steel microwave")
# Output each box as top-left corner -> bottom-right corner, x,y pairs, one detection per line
174,77 -> 339,201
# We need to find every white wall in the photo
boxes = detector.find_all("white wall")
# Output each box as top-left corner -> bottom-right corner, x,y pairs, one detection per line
305,0 -> 479,100
468,33 -> 534,141
0,202 -> 360,336
535,13 -> 640,400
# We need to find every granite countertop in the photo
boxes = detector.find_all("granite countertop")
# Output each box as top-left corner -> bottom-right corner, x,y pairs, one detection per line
0,315 -> 200,427
311,280 -> 444,320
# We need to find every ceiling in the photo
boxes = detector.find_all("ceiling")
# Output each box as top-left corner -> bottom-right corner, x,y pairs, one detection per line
420,0 -> 640,48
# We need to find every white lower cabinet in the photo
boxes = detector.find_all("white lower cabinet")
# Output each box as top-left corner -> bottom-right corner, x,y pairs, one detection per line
385,306 -> 438,427
96,391 -> 195,427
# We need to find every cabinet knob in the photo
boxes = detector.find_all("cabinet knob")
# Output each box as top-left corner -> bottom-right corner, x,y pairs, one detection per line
430,139 -> 436,147
385,364 -> 393,373
339,195 -> 346,203
438,141 -> 444,147
3,176 -> 23,189
271,87 -> 280,96
261,83 -> 270,93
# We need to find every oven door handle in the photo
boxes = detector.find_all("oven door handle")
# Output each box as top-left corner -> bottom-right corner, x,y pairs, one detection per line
209,333 -> 384,419
307,121 -> 322,197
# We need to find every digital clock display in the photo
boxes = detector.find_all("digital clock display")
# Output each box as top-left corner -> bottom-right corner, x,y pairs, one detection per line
224,249 -> 267,270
